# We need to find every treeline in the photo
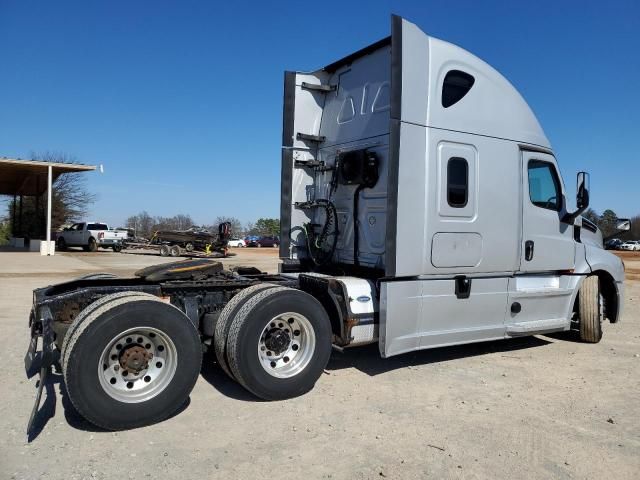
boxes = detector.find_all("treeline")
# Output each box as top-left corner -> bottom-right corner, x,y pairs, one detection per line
582,209 -> 640,240
124,211 -> 279,239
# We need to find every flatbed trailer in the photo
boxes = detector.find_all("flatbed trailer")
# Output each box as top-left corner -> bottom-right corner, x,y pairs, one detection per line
121,241 -> 230,258
24,15 -> 627,435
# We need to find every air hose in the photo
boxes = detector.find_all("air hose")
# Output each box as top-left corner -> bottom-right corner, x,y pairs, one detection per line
300,200 -> 338,266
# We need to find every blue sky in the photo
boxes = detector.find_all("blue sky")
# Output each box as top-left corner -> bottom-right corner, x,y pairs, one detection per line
1,0 -> 638,227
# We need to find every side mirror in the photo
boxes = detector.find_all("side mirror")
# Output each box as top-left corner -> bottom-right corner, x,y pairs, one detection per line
563,171 -> 590,223
616,218 -> 631,232
576,171 -> 590,210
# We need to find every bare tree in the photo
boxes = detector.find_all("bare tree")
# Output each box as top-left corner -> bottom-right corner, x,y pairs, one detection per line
34,152 -> 96,227
125,211 -> 154,238
125,211 -> 195,238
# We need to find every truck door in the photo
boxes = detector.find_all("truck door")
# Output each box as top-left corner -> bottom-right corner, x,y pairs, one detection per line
67,223 -> 84,245
520,152 -> 575,272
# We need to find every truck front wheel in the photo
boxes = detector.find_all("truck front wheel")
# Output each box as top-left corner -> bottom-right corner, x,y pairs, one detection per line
62,295 -> 202,430
226,287 -> 332,400
578,275 -> 603,343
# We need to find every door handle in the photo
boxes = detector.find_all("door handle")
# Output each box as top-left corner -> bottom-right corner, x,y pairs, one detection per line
525,240 -> 534,261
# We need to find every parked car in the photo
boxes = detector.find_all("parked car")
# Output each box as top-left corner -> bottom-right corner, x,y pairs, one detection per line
56,222 -> 127,252
619,240 -> 640,251
244,235 -> 259,245
247,235 -> 279,247
227,238 -> 246,248
605,238 -> 623,250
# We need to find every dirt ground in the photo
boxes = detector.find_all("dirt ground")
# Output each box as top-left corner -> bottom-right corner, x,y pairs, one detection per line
1,248 -> 639,479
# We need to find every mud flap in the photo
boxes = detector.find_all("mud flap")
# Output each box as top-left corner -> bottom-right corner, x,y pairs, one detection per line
25,306 -> 58,438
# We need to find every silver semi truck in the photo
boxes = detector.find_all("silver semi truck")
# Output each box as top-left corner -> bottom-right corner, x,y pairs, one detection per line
25,16 -> 629,433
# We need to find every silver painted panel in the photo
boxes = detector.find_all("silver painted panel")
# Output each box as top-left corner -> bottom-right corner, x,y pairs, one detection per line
379,281 -> 422,357
431,232 -> 482,267
505,275 -> 577,330
519,151 -> 575,272
381,277 -> 509,357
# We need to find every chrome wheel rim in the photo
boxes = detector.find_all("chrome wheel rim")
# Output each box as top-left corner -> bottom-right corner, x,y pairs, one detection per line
98,327 -> 177,403
257,312 -> 315,378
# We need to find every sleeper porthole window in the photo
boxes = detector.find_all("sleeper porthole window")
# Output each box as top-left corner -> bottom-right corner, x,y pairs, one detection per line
447,157 -> 468,208
442,70 -> 475,108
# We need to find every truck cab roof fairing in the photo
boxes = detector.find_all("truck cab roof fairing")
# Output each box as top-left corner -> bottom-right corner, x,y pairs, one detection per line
395,16 -> 551,149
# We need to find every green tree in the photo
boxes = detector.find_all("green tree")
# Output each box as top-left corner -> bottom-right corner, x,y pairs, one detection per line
0,218 -> 10,245
254,218 -> 280,236
599,209 -> 618,238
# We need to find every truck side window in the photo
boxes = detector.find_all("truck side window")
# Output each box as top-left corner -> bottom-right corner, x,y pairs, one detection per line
442,70 -> 475,108
528,160 -> 561,211
447,157 -> 468,207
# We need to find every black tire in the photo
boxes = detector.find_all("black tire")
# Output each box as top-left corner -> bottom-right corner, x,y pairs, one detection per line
226,287 -> 332,400
185,243 -> 194,253
88,238 -> 98,252
63,295 -> 202,430
169,245 -> 181,257
213,284 -> 279,380
57,237 -> 67,251
112,244 -> 123,253
257,243 -> 262,248
61,292 -> 156,372
578,275 -> 603,343
159,245 -> 170,257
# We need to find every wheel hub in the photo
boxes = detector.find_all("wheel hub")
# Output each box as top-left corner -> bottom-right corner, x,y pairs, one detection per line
120,345 -> 152,373
257,312 -> 316,379
264,329 -> 290,354
98,327 -> 177,403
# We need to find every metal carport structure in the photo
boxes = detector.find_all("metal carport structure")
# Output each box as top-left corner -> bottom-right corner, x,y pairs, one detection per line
0,157 -> 96,255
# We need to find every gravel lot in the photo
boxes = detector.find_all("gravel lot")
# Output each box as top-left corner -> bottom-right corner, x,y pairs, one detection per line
1,248 -> 638,479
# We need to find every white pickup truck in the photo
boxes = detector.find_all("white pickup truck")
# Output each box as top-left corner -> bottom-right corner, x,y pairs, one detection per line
56,222 -> 126,252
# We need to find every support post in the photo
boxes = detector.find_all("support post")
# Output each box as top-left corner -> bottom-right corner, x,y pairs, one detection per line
11,194 -> 16,236
19,195 -> 23,237
46,165 -> 53,255
35,176 -> 41,237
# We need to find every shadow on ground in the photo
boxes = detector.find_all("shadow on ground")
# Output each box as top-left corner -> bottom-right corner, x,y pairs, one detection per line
27,368 -> 191,442
28,335 -> 554,441
326,336 -> 553,376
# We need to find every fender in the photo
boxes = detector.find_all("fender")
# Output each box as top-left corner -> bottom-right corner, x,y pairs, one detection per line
582,244 -> 625,322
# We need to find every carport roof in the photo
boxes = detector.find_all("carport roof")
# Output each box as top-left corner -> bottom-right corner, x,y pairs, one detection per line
0,157 -> 96,196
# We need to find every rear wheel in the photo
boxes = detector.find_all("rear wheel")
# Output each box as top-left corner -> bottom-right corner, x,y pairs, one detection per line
88,238 -> 98,252
578,275 -> 603,343
112,244 -> 123,253
61,291 -> 154,372
213,283 -> 279,380
159,245 -> 170,257
185,243 -> 194,253
169,245 -> 181,257
57,238 -> 67,251
226,287 -> 332,400
62,295 -> 202,430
